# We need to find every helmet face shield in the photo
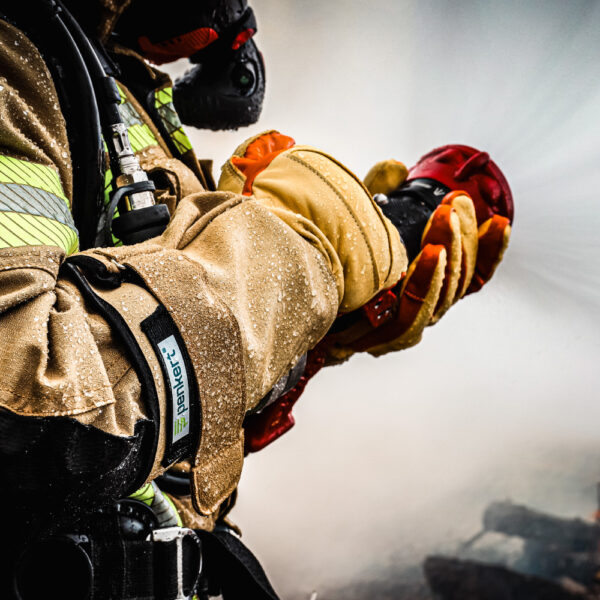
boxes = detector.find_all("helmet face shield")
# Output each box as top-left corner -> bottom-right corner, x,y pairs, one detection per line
114,0 -> 265,131
173,37 -> 265,131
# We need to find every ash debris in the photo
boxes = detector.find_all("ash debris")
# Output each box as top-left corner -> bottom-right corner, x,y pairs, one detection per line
423,492 -> 600,600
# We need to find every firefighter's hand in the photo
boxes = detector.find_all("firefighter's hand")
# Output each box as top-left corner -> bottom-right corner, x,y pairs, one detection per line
324,156 -> 511,360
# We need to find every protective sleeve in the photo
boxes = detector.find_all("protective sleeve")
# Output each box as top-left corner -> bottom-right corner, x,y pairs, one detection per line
0,186 -> 346,518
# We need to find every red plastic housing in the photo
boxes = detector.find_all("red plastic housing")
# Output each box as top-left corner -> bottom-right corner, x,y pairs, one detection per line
407,144 -> 514,226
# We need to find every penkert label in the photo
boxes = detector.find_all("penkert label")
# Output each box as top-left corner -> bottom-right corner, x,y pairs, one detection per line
141,305 -> 199,467
158,334 -> 190,444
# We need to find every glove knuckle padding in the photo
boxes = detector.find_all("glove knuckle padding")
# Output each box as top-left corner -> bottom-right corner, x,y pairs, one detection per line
219,133 -> 407,313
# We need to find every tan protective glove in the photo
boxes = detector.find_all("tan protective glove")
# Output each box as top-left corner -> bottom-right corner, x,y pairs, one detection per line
218,131 -> 408,313
219,136 -> 511,364
330,156 -> 511,358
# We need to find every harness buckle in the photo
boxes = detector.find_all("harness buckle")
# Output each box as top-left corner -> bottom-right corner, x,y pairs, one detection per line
150,527 -> 202,600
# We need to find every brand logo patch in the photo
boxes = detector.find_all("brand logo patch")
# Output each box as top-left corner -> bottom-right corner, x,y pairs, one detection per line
158,335 -> 190,443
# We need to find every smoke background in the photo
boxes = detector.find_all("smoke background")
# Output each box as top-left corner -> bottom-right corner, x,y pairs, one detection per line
169,0 -> 600,597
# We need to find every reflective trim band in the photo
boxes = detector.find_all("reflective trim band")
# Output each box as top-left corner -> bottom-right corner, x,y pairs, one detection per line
104,165 -> 113,206
102,167 -> 122,246
162,491 -> 183,528
0,183 -> 75,228
115,84 -> 160,154
117,84 -> 127,104
127,124 -> 159,154
0,156 -> 68,206
170,129 -> 193,155
129,481 -> 183,527
0,210 -> 78,254
154,86 -> 193,156
155,87 -> 173,106
130,482 -> 155,506
118,100 -> 143,129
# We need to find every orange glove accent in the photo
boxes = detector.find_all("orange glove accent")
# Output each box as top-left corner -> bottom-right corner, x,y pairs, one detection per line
421,203 -> 462,322
348,244 -> 446,354
326,189 -> 482,358
230,132 -> 296,195
441,192 -> 478,300
467,214 -> 511,294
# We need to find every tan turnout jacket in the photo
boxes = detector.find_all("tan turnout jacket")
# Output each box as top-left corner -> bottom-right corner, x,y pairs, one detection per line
0,6 -> 405,522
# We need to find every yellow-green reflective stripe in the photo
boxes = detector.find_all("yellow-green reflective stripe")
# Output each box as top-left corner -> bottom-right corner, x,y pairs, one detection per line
154,86 -> 193,156
163,492 -> 183,527
129,482 -> 155,506
171,128 -> 193,154
0,156 -> 68,205
117,83 -> 127,104
128,124 -> 158,153
113,84 -> 159,153
0,182 -> 75,228
0,211 -> 78,254
104,167 -> 113,205
119,100 -> 145,130
154,87 -> 173,107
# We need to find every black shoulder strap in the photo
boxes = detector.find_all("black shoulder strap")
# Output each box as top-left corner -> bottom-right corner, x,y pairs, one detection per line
197,527 -> 280,600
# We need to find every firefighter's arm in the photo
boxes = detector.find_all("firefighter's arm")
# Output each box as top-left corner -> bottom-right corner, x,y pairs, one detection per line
0,18 -> 505,521
0,20 -> 333,519
0,21 -> 338,515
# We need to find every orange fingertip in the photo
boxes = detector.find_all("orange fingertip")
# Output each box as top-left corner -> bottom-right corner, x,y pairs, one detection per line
422,205 -> 454,249
467,215 -> 511,294
423,205 -> 459,311
441,190 -> 471,206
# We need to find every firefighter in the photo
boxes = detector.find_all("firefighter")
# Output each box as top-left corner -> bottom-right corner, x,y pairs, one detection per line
0,1 -> 512,598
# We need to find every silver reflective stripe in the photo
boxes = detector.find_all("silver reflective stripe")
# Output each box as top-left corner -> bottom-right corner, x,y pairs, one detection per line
119,100 -> 144,129
0,182 -> 76,231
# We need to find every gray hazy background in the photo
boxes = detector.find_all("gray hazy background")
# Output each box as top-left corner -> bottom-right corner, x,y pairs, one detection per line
168,1 -> 600,597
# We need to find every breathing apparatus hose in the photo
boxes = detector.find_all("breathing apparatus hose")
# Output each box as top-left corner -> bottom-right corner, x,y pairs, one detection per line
27,0 -> 168,249
50,0 -> 171,246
